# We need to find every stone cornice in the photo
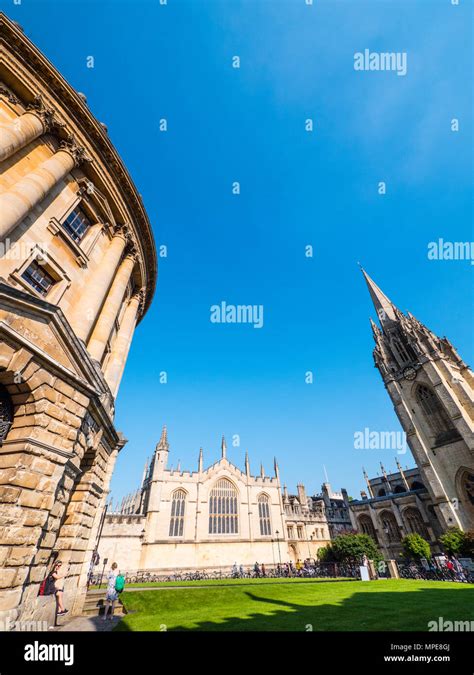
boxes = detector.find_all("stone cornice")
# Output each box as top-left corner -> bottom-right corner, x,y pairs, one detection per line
0,281 -> 121,448
0,12 -> 157,321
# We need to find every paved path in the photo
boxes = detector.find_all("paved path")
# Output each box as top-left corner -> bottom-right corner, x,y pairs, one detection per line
56,615 -> 121,632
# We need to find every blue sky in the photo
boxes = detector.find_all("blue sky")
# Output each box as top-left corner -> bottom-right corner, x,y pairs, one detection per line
6,0 -> 472,501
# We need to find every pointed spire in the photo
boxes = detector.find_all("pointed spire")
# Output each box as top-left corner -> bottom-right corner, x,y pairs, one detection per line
221,435 -> 227,459
283,484 -> 289,503
141,458 -> 149,488
363,467 -> 374,498
274,456 -> 279,479
380,462 -> 392,492
198,447 -> 203,472
177,459 -> 181,473
245,451 -> 250,477
395,457 -> 409,491
360,267 -> 397,325
157,425 -> 169,452
260,462 -> 265,478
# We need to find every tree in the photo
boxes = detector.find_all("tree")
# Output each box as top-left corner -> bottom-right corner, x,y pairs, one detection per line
439,528 -> 465,556
440,528 -> 474,557
402,533 -> 431,560
325,533 -> 382,563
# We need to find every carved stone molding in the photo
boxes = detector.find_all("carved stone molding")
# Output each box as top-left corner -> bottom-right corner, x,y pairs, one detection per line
60,132 -> 92,166
0,86 -> 20,105
26,93 -> 62,132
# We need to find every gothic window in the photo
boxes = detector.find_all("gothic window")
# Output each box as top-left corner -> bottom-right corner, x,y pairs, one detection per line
258,494 -> 272,536
61,207 -> 92,243
403,507 -> 429,539
209,479 -> 238,534
297,525 -> 304,539
169,489 -> 186,537
394,485 -> 405,494
358,515 -> 378,544
287,526 -> 294,539
377,488 -> 386,497
380,511 -> 401,543
0,385 -> 13,445
463,473 -> 474,507
416,384 -> 459,445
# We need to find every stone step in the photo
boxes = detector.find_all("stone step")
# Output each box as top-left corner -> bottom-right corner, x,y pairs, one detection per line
82,591 -> 125,617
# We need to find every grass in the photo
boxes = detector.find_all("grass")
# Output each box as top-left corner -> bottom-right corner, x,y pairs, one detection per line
94,576 -> 348,590
114,577 -> 474,632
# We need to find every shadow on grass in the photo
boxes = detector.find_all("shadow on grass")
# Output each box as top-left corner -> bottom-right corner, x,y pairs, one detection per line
116,583 -> 474,632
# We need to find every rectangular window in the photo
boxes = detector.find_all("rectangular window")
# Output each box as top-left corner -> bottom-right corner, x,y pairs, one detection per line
21,260 -> 56,296
61,208 -> 92,243
297,526 -> 304,539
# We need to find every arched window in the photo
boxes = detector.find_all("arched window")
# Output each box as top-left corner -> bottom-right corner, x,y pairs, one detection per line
380,511 -> 401,543
258,494 -> 272,536
169,489 -> 186,537
209,479 -> 238,534
394,485 -> 405,494
358,515 -> 378,544
377,488 -> 386,497
416,384 -> 458,445
403,507 -> 429,539
0,385 -> 13,445
463,473 -> 474,507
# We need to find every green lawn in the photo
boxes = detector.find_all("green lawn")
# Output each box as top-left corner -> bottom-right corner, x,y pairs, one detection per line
114,578 -> 474,631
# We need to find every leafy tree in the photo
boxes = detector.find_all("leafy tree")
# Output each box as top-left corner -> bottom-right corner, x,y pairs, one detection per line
439,528 -> 465,556
326,533 -> 382,563
402,533 -> 431,560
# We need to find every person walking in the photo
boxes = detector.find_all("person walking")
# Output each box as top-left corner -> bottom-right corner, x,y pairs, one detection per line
103,562 -> 120,621
51,560 -> 68,616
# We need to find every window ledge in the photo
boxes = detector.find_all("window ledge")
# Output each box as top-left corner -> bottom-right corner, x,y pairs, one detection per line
47,217 -> 89,268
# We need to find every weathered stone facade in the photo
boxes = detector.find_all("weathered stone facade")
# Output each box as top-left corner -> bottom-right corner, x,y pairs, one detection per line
349,465 -> 444,559
0,14 -> 156,626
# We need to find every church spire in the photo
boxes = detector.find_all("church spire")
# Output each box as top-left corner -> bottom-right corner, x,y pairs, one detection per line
221,435 -> 227,459
361,267 -> 397,325
157,425 -> 169,452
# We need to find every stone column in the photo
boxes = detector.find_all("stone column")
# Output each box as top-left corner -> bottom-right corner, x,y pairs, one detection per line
0,145 -> 80,240
0,112 -> 46,163
86,250 -> 137,362
104,290 -> 142,397
68,227 -> 129,342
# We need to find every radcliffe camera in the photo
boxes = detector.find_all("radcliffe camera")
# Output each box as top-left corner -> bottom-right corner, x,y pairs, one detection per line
0,2 -> 472,673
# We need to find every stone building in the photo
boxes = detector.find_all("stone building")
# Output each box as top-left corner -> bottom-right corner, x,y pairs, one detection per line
349,463 -> 444,559
283,482 -> 352,561
99,427 -> 351,572
0,14 -> 156,625
350,270 -> 474,552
